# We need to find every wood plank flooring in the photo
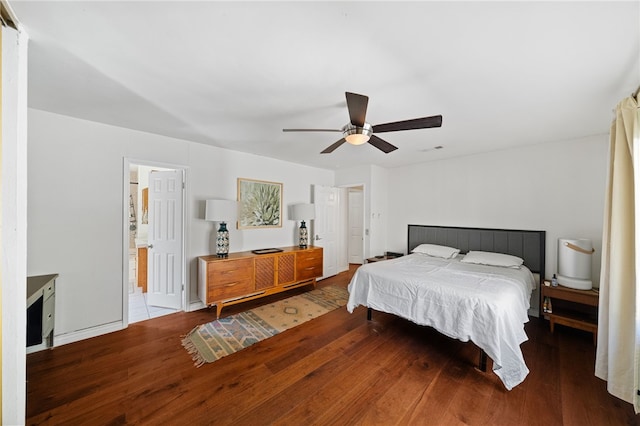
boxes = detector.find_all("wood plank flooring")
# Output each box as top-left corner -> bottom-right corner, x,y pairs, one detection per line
26,265 -> 638,425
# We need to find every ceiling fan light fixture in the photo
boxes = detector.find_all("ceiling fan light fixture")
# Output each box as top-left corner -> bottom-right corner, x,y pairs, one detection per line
343,123 -> 373,145
345,133 -> 370,145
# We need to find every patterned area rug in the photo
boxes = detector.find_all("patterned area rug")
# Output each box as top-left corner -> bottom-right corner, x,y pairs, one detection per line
182,285 -> 348,367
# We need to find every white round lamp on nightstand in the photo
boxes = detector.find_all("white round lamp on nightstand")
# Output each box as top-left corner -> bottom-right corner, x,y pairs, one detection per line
557,238 -> 595,290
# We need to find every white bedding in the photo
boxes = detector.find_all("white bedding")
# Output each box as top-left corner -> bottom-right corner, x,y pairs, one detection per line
346,253 -> 536,390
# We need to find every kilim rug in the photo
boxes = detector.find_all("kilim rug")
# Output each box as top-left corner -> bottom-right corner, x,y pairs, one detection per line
181,285 -> 348,367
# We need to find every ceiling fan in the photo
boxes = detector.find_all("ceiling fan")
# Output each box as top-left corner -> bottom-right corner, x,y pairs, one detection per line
282,92 -> 442,154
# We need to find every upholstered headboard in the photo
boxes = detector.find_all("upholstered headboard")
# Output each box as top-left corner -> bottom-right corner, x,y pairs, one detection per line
407,224 -> 546,275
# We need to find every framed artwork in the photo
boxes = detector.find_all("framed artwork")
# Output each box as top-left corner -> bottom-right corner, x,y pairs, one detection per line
237,178 -> 283,229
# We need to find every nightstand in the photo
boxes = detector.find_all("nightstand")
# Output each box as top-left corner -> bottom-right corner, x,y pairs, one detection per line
366,253 -> 403,263
366,256 -> 391,263
542,284 -> 599,345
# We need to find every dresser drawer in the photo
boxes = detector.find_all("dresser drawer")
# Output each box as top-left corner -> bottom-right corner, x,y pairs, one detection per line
208,278 -> 254,301
297,265 -> 322,280
297,250 -> 322,268
297,249 -> 323,280
208,258 -> 254,287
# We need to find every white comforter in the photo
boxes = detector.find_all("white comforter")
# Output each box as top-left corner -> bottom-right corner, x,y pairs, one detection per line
347,253 -> 536,390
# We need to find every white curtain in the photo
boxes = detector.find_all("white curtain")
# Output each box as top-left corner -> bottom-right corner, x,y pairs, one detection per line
595,95 -> 640,413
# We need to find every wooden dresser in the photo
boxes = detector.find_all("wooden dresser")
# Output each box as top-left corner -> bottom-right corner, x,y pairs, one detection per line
198,246 -> 323,318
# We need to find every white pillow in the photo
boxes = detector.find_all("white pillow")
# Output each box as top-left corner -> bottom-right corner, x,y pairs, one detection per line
412,244 -> 460,259
461,251 -> 524,268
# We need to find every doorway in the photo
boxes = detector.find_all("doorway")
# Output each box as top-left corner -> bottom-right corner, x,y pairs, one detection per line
347,186 -> 364,264
313,184 -> 366,277
123,159 -> 187,325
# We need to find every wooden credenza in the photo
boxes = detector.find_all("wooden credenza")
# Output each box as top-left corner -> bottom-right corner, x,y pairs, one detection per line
198,246 -> 323,318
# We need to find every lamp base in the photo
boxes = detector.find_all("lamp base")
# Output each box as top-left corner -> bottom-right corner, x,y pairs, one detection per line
298,220 -> 308,249
216,222 -> 229,257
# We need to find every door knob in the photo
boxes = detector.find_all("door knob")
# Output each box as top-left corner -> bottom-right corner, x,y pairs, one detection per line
148,244 -> 153,249
315,235 -> 322,241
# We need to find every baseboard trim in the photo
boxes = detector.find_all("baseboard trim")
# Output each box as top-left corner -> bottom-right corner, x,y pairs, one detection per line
26,342 -> 48,354
53,321 -> 124,348
189,300 -> 205,312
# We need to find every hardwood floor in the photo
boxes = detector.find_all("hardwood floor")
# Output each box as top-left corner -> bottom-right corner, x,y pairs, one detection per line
26,265 -> 638,425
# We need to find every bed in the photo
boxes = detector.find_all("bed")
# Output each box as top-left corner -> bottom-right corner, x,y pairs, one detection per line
347,225 -> 545,390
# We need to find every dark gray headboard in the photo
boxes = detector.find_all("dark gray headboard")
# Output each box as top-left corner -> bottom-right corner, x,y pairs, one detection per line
407,224 -> 546,275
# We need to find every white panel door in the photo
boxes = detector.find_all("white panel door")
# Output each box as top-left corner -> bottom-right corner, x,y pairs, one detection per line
147,170 -> 183,309
348,189 -> 364,264
313,185 -> 339,278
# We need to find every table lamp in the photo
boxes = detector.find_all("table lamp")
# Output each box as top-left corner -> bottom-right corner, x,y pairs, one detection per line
290,203 -> 315,248
205,199 -> 237,257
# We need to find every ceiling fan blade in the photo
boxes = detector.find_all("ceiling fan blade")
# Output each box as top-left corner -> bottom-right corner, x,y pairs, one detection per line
282,128 -> 342,132
345,92 -> 368,127
372,115 -> 443,133
368,134 -> 398,154
321,138 -> 347,154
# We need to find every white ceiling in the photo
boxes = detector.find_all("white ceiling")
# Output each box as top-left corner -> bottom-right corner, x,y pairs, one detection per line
9,1 -> 640,170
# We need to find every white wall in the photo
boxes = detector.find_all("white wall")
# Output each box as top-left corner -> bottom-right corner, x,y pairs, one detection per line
27,108 -> 333,343
386,135 -> 608,287
369,165 -> 389,257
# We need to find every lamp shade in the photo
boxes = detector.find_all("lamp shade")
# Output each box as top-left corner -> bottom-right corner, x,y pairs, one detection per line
205,199 -> 237,222
290,203 -> 315,221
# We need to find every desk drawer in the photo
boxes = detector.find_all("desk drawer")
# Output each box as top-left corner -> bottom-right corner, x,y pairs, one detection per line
42,295 -> 55,336
43,280 -> 55,301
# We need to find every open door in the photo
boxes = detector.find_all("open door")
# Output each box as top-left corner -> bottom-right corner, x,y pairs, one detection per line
146,170 -> 184,309
313,185 -> 340,278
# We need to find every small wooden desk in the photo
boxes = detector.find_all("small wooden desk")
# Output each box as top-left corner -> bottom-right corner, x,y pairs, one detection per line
27,274 -> 57,352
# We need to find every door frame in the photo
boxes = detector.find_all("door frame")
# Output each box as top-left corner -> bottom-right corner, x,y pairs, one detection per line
121,158 -> 189,327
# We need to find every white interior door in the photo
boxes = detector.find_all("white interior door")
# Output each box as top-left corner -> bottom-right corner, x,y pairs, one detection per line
147,170 -> 183,309
313,185 -> 339,278
348,189 -> 364,264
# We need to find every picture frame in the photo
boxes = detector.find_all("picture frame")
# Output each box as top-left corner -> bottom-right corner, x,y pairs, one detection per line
237,178 -> 283,229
